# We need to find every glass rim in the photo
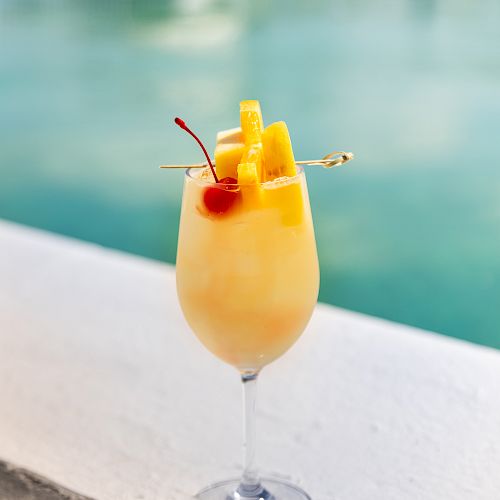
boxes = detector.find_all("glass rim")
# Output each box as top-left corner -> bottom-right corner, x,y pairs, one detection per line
185,165 -> 305,187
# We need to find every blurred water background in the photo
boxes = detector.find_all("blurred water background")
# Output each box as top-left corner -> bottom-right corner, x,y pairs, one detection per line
1,0 -> 500,348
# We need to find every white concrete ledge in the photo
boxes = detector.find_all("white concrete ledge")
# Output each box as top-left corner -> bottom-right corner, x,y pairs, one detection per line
1,220 -> 499,500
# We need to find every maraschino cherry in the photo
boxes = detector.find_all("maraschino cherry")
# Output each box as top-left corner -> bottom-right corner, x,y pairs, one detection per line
174,117 -> 238,215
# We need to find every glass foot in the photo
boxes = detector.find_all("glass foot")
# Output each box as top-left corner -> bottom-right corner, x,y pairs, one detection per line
195,477 -> 311,500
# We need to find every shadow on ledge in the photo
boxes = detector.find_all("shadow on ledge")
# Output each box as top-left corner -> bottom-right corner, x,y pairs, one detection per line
0,460 -> 94,500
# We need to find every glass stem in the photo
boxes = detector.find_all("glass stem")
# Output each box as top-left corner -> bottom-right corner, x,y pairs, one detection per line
237,371 -> 263,497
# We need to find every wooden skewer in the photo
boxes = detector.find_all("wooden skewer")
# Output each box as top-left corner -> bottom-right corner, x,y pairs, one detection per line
159,151 -> 354,170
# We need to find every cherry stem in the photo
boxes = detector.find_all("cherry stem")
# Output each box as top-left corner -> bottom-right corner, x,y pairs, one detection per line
174,117 -> 219,183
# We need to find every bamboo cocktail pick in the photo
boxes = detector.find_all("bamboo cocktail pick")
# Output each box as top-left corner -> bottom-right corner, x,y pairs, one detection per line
159,151 -> 354,170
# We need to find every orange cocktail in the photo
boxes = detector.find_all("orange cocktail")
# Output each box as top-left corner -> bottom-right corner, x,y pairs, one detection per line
175,101 -> 320,500
177,165 -> 319,371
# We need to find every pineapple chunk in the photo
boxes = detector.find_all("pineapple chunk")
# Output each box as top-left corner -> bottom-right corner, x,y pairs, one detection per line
217,127 -> 242,144
240,100 -> 264,145
237,162 -> 263,207
215,127 -> 245,180
261,121 -> 297,181
237,162 -> 259,185
261,122 -> 303,225
240,143 -> 263,183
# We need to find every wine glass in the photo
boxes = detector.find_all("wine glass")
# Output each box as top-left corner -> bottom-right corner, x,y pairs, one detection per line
176,165 -> 319,499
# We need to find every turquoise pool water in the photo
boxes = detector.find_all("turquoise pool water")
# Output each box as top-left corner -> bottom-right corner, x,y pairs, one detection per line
1,0 -> 500,348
